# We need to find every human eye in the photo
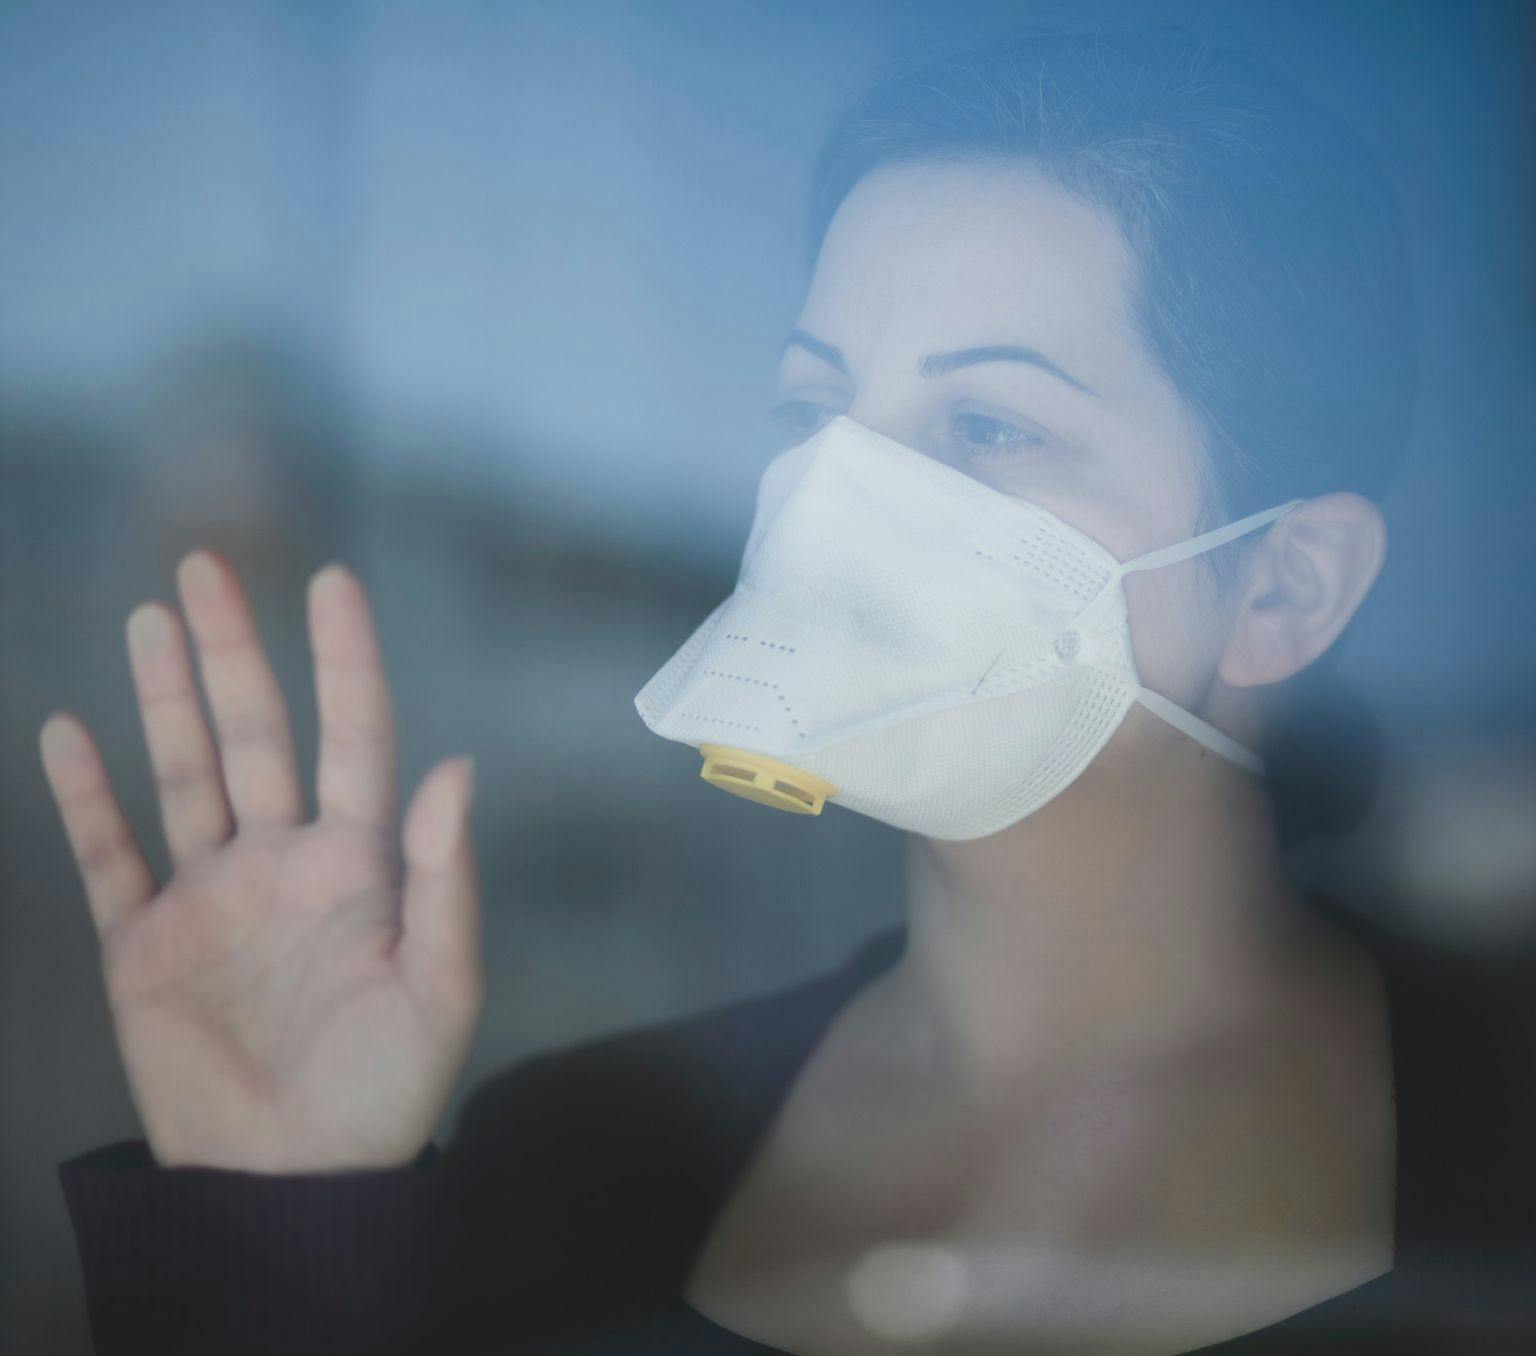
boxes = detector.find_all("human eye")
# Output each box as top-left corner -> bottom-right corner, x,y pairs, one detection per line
765,398 -> 836,444
947,409 -> 1052,463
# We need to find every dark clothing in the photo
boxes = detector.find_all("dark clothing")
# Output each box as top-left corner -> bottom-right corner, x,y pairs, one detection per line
59,919 -> 1536,1354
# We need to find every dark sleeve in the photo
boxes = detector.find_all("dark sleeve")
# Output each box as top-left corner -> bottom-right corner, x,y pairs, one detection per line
57,1012 -> 768,1356
59,1137 -> 450,1356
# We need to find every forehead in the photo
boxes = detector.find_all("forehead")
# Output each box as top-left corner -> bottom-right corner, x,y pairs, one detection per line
800,159 -> 1143,396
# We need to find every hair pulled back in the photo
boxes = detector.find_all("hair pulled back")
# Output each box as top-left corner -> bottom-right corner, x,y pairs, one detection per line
804,26 -> 1418,845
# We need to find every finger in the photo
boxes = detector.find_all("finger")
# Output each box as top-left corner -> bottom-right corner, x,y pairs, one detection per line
176,550 -> 305,830
126,602 -> 235,864
308,564 -> 398,835
38,712 -> 157,937
398,758 -> 480,1005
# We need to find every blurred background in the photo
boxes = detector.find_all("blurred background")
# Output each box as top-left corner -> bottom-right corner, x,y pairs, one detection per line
1,0 -> 1533,1349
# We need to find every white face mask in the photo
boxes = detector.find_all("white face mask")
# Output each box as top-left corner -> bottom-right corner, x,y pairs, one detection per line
635,415 -> 1300,841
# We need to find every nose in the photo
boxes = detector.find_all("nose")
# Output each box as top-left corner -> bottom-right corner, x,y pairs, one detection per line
839,403 -> 940,468
841,396 -> 910,447
841,403 -> 964,478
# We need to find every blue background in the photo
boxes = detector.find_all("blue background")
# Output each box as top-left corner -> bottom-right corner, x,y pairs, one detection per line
2,2 -> 1532,1348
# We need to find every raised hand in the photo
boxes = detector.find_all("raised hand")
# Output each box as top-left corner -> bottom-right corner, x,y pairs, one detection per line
39,550 -> 481,1173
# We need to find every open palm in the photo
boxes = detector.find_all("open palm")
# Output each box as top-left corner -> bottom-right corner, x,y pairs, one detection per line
39,550 -> 481,1172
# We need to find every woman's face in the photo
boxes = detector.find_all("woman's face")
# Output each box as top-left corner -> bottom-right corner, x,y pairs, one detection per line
775,158 -> 1244,729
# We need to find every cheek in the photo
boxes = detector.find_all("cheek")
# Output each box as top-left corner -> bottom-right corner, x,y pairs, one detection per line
1120,564 -> 1227,703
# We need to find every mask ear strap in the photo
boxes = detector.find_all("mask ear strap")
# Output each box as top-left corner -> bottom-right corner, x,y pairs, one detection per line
1133,686 -> 1266,775
1070,499 -> 1304,630
1072,498 -> 1304,775
1112,499 -> 1304,580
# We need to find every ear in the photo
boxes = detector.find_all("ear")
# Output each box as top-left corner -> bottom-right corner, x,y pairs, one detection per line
1217,492 -> 1388,688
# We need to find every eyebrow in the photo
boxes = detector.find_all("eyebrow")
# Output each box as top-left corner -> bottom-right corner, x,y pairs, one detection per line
779,330 -> 1101,399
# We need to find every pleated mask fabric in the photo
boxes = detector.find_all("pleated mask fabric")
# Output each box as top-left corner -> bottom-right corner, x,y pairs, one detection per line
635,415 -> 1299,840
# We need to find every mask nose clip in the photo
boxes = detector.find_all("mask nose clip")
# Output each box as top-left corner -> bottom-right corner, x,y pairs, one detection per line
698,744 -> 838,815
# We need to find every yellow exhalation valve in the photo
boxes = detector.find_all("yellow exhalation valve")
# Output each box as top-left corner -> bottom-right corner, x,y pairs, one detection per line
697,743 -> 838,816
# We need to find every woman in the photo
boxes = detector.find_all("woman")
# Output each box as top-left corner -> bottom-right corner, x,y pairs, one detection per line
40,25 -> 1536,1356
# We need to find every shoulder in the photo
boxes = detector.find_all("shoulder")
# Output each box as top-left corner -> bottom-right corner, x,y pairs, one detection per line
1357,920 -> 1536,1337
1373,922 -> 1536,1240
440,934 -> 895,1215
429,937 -> 891,1319
453,960 -> 846,1151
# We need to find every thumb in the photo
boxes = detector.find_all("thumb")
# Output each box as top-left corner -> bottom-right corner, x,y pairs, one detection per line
399,755 -> 481,1002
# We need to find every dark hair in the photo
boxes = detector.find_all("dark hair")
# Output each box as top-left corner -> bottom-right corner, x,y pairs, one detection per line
803,26 -> 1417,845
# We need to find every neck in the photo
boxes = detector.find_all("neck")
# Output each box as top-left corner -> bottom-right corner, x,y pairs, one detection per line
889,708 -> 1345,1109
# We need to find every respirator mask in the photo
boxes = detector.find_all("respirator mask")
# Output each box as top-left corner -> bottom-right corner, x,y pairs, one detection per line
635,415 -> 1298,841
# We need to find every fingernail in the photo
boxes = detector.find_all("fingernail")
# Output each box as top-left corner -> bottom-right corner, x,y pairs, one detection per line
179,551 -> 219,599
313,562 -> 352,598
40,715 -> 79,761
127,604 -> 170,653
